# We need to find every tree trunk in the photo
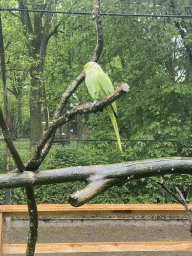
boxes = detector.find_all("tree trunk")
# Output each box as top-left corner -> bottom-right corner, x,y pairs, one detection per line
29,71 -> 43,148
17,0 -> 58,148
0,13 -> 11,204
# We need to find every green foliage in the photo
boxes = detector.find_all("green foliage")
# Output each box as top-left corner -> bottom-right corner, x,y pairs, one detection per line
0,147 -> 5,175
17,118 -> 31,138
1,139 -> 192,205
1,0 -> 192,205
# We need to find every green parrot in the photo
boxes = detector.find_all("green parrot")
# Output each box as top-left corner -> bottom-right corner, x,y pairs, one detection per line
83,61 -> 122,152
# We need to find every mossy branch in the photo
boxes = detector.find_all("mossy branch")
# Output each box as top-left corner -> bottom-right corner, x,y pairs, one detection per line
1,158 -> 192,207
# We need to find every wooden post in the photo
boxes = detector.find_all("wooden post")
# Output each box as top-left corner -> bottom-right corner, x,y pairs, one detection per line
0,212 -> 3,256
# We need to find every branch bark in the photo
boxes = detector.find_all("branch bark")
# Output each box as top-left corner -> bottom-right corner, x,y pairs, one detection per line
52,0 -> 103,122
91,0 -> 103,61
30,83 -> 129,166
0,107 -> 25,172
22,0 -> 104,171
0,11 -> 38,256
25,187 -> 38,256
1,157 -> 192,207
175,186 -> 192,235
149,177 -> 192,234
149,177 -> 183,204
1,0 -> 106,174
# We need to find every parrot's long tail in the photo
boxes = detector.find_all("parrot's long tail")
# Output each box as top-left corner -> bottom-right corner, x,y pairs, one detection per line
107,105 -> 122,152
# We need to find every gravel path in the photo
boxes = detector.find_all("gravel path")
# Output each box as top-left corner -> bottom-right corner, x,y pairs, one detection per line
3,219 -> 192,256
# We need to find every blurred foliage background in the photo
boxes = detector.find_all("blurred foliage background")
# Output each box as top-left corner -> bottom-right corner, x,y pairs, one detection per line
1,0 -> 192,204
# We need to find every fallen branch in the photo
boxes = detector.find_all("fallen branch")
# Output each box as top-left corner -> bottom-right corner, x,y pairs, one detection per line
2,157 -> 192,207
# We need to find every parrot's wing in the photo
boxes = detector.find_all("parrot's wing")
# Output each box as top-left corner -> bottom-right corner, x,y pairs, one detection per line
96,71 -> 114,95
85,71 -> 101,101
96,71 -> 118,115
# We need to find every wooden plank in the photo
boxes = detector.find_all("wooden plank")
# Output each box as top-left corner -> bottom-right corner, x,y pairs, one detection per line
3,241 -> 192,254
0,213 -> 3,256
0,204 -> 191,217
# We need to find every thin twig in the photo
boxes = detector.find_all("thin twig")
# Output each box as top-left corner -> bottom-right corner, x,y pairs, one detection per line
175,186 -> 192,235
149,177 -> 183,204
149,176 -> 192,235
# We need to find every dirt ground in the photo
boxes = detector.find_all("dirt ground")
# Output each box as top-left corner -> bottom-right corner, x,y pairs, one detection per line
3,218 -> 192,256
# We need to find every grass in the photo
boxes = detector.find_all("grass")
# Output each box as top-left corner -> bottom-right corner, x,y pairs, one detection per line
0,139 -> 32,172
0,139 -> 30,154
0,138 -> 61,173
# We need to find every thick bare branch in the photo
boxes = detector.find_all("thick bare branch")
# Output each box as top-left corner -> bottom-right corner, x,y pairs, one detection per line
28,83 -> 129,167
21,0 -> 104,172
2,157 -> 192,207
53,0 -> 103,121
53,71 -> 85,121
0,107 -> 25,172
0,108 -> 37,256
25,187 -> 38,256
69,179 -> 117,207
91,0 -> 103,62
18,0 -> 33,35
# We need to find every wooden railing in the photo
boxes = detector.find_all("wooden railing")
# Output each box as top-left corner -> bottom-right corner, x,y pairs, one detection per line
1,204 -> 192,254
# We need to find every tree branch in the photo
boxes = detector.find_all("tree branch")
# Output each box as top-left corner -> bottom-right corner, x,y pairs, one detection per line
19,0 -> 104,173
0,109 -> 37,255
175,186 -> 192,235
26,83 -> 129,170
0,107 -> 25,172
53,0 -> 103,121
2,157 -> 192,207
0,109 -> 38,255
18,0 -> 33,35
149,177 -> 192,234
47,23 -> 60,41
91,0 -> 103,62
8,10 -> 20,19
149,177 -> 183,204
25,187 -> 38,256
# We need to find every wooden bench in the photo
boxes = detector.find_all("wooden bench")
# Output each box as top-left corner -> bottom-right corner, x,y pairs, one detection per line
53,137 -> 67,146
1,204 -> 192,254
